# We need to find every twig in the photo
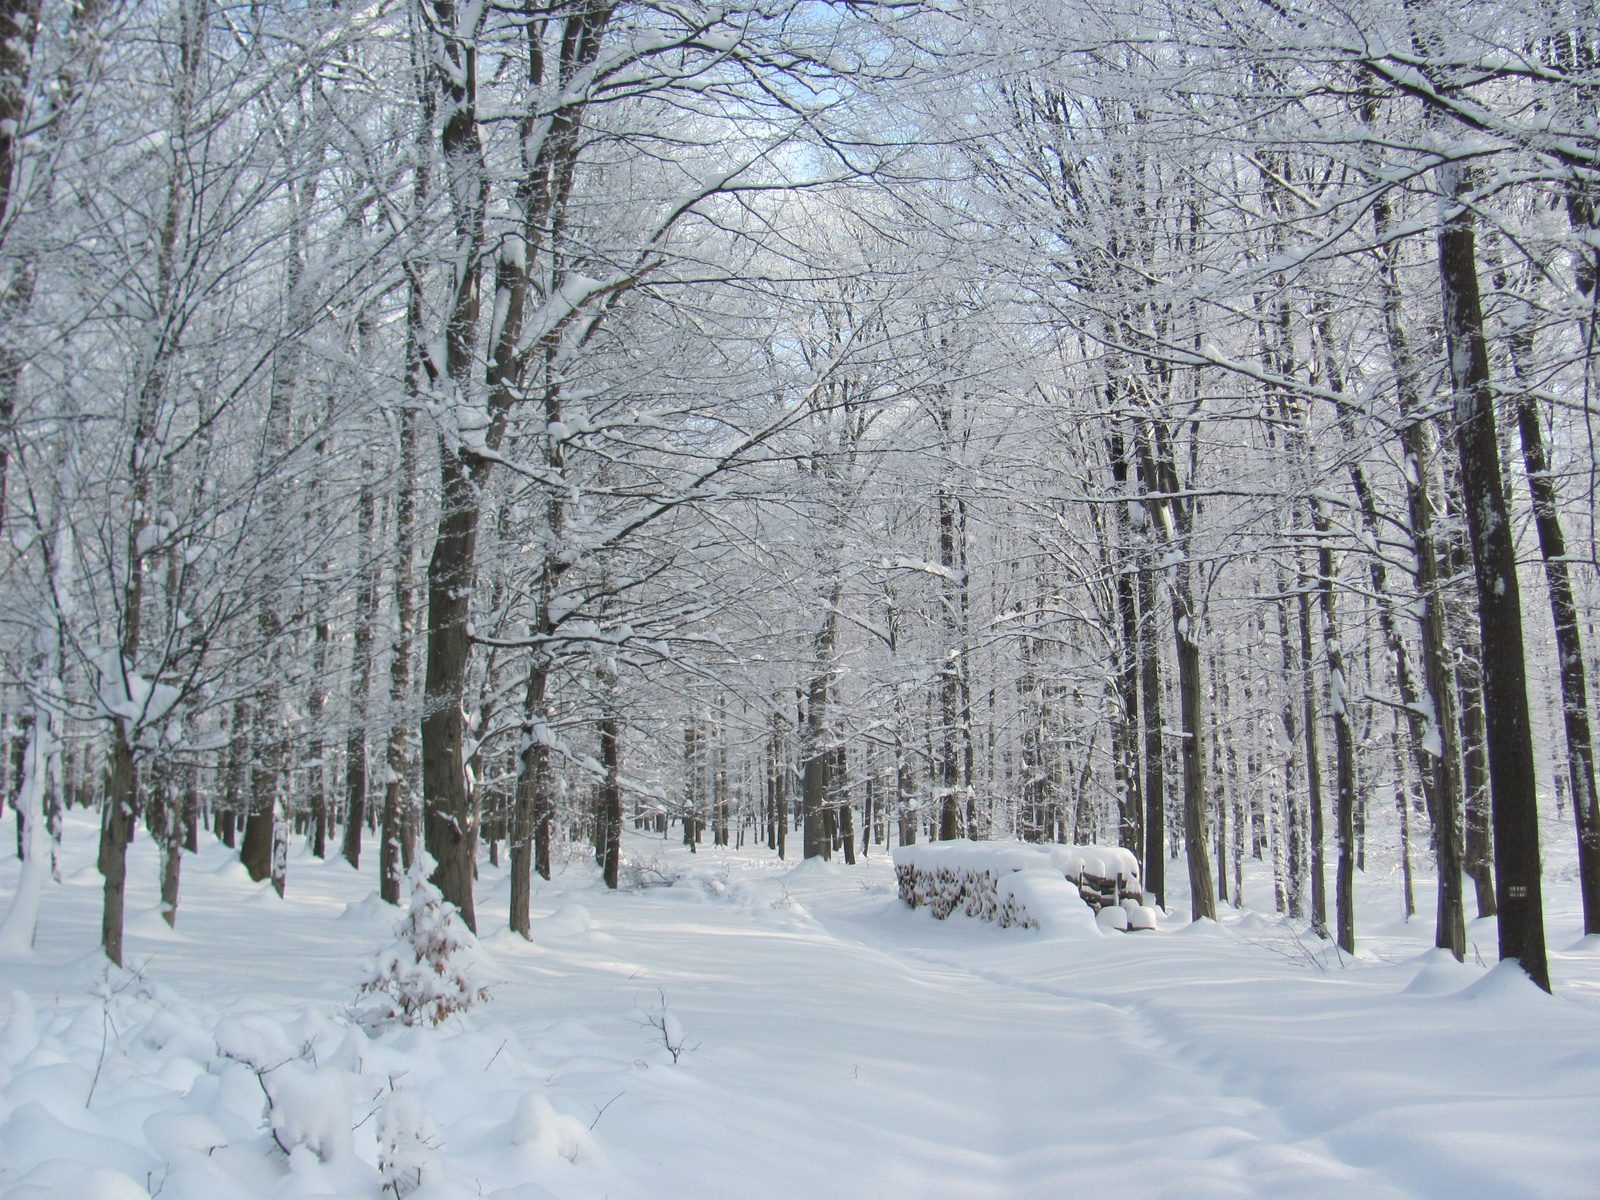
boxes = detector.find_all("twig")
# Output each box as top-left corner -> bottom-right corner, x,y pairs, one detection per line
84,1003 -> 115,1110
484,1039 -> 507,1071
85,964 -> 147,1109
589,1090 -> 625,1130
219,1049 -> 297,1155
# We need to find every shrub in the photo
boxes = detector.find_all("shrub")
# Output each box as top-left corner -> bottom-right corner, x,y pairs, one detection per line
358,856 -> 491,1029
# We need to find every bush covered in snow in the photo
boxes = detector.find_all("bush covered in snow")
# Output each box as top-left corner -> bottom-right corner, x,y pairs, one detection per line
357,858 -> 491,1028
0,971 -> 608,1200
893,841 -> 1155,932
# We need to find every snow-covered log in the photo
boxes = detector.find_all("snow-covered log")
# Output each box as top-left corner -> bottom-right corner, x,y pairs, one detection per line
892,840 -> 1154,933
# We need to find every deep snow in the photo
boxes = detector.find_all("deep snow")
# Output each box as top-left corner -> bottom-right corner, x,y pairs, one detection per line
3,811 -> 1600,1199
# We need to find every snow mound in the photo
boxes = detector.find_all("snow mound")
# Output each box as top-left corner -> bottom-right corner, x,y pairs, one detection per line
996,870 -> 1102,939
0,975 -> 608,1200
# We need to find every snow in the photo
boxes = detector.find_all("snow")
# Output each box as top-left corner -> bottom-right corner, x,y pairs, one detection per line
90,652 -> 180,727
893,837 -> 1141,886
3,814 -> 1600,1199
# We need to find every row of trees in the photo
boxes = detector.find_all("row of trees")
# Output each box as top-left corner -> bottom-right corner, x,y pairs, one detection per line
2,0 -> 1596,994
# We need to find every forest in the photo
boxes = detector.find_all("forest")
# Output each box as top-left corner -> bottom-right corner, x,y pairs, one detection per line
1,1 -> 1599,1194
5,0 -> 1600,982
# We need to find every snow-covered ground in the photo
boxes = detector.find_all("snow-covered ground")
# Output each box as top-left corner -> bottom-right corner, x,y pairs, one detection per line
3,813 -> 1599,1200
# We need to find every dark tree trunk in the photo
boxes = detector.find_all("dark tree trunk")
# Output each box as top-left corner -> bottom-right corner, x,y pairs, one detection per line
1109,430 -> 1144,862
100,728 -> 136,967
936,484 -> 965,842
152,773 -> 182,929
1312,500 -> 1357,954
383,389 -> 420,905
1436,164 -> 1549,991
1138,524 -> 1165,906
421,448 -> 484,930
897,734 -> 917,849
1275,574 -> 1304,919
599,705 -> 621,890
1455,639 -> 1496,919
1174,586 -> 1215,922
773,709 -> 788,859
1297,574 -> 1327,936
1375,190 -> 1466,958
802,600 -> 839,860
509,661 -> 548,936
0,0 -> 39,542
241,735 -> 278,887
1136,416 -> 1212,920
418,0 -> 489,930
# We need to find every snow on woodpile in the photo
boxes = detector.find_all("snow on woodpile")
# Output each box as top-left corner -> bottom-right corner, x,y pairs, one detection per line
892,840 -> 1158,934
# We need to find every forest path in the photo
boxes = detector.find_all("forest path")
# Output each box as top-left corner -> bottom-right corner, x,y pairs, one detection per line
474,849 -> 1426,1200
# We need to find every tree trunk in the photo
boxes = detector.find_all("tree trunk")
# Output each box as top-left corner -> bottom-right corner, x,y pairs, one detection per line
100,727 -> 137,967
1312,499 -> 1357,953
1297,571 -> 1327,936
421,447 -> 484,929
418,0 -> 490,930
99,0 -> 204,956
1109,429 -> 1144,862
1436,160 -> 1549,991
1173,579 -> 1215,922
182,766 -> 198,855
150,770 -> 183,928
1506,308 -> 1600,933
802,594 -> 841,859
1454,635 -> 1496,919
1275,573 -> 1303,918
0,0 -> 39,546
936,485 -> 964,841
1139,561 -> 1165,907
342,461 -> 379,870
599,702 -> 622,890
509,659 -> 548,937
1394,727 -> 1417,920
1375,188 -> 1466,958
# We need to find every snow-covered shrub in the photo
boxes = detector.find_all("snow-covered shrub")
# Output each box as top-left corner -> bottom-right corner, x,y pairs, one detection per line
618,852 -> 680,890
358,856 -> 491,1029
377,1087 -> 437,1196
893,840 -> 1146,932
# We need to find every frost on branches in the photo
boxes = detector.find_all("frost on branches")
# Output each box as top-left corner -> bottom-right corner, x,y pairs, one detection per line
358,857 -> 491,1029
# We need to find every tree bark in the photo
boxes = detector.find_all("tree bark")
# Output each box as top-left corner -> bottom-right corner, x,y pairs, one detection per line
1297,568 -> 1327,936
1274,570 -> 1304,919
936,483 -> 964,841
1436,161 -> 1549,990
1174,587 -> 1214,921
421,446 -> 484,929
509,660 -> 548,937
1139,559 -> 1165,906
418,0 -> 491,929
1312,498 -> 1357,953
598,699 -> 622,890
1496,287 -> 1600,933
100,728 -> 137,967
343,459 -> 379,870
1374,188 -> 1466,958
1138,420 -> 1214,921
1109,429 -> 1144,862
801,601 -> 839,859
